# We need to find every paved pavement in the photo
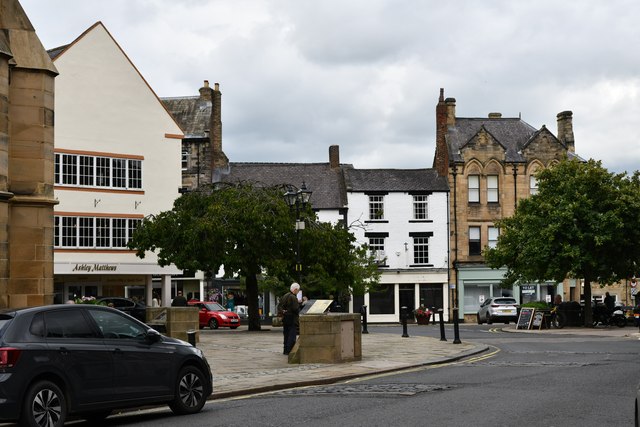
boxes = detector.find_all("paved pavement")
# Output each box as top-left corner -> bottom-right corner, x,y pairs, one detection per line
199,323 -> 640,400
199,325 -> 486,399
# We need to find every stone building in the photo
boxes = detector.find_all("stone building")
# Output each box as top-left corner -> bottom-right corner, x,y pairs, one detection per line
162,81 -> 228,192
0,0 -> 58,308
432,88 -> 584,322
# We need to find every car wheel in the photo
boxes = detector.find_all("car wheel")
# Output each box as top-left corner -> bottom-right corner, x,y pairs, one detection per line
169,366 -> 208,415
209,318 -> 219,329
476,314 -> 483,325
21,380 -> 66,427
486,315 -> 492,325
230,326 -> 238,329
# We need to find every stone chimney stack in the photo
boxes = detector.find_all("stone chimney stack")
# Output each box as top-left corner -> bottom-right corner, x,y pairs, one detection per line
199,80 -> 212,100
329,145 -> 340,169
445,97 -> 456,126
210,82 -> 228,176
433,88 -> 452,177
488,112 -> 502,119
556,110 -> 575,153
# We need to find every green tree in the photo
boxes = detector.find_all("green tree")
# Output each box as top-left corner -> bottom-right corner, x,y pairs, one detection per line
268,219 -> 382,304
485,159 -> 640,326
129,182 -> 380,330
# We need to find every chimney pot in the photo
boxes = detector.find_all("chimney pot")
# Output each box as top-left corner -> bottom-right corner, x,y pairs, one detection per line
214,82 -> 220,91
204,80 -> 209,88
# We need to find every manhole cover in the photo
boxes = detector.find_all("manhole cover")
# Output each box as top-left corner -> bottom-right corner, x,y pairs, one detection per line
274,383 -> 456,396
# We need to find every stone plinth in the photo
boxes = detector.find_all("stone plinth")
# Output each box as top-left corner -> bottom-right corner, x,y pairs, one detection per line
146,307 -> 199,343
291,313 -> 361,364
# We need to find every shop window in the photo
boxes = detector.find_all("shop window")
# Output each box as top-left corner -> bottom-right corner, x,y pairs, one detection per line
369,285 -> 394,314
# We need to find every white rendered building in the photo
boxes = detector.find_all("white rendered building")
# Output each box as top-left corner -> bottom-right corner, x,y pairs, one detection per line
344,169 -> 450,322
51,22 -> 183,307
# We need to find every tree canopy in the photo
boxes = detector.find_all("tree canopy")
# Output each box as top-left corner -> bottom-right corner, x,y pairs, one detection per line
128,182 -> 380,330
485,159 -> 640,326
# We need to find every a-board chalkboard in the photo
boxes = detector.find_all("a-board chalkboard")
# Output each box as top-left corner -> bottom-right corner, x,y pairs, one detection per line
516,307 -> 535,329
531,310 -> 545,329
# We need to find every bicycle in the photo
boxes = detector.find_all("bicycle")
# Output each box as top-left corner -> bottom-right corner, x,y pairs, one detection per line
549,305 -> 566,329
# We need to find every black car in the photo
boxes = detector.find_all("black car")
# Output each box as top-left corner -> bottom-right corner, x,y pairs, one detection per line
0,304 -> 213,426
97,297 -> 147,322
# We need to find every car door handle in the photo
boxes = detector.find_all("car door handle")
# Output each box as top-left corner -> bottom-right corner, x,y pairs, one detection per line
113,348 -> 123,354
58,347 -> 69,355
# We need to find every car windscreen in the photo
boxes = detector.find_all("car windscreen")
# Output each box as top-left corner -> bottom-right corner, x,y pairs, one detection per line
494,298 -> 517,305
203,303 -> 226,312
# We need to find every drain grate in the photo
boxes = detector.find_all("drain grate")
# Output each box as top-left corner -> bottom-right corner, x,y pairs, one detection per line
273,383 -> 456,397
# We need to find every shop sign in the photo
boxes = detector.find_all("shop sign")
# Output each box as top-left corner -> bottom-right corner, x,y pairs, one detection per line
521,285 -> 536,295
72,263 -> 117,273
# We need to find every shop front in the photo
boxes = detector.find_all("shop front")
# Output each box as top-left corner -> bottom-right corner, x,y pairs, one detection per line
54,261 -> 181,307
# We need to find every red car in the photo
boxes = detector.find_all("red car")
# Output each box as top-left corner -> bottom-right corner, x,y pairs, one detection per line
188,301 -> 240,329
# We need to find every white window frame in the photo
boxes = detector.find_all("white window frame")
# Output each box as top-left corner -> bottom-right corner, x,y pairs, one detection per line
469,226 -> 481,255
468,175 -> 480,203
368,195 -> 384,220
488,226 -> 499,249
55,153 -> 143,190
530,175 -> 538,195
413,195 -> 428,220
487,175 -> 499,203
413,236 -> 429,265
55,215 -> 142,250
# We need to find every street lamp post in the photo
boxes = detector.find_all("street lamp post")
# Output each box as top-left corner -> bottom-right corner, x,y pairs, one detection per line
283,182 -> 312,285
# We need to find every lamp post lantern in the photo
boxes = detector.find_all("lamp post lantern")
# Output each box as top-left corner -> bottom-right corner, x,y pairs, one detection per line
283,182 -> 312,284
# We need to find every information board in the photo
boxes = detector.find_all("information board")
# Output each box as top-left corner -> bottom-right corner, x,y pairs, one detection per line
300,299 -> 333,315
531,310 -> 545,329
516,307 -> 535,330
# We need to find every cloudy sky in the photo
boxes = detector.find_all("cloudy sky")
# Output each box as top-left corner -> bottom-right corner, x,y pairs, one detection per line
20,0 -> 640,173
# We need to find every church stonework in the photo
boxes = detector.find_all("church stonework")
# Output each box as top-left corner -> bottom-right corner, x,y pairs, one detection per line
0,0 -> 58,308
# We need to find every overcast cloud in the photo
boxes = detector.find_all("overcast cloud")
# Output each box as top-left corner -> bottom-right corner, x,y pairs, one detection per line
20,0 -> 640,173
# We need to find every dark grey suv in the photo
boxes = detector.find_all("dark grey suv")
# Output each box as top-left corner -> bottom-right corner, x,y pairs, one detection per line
0,304 -> 212,426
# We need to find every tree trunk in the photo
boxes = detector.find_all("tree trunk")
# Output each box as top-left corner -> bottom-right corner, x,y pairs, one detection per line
583,276 -> 593,327
245,271 -> 261,331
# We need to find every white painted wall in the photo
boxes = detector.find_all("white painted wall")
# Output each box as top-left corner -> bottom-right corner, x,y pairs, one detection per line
53,23 -> 182,269
347,191 -> 449,270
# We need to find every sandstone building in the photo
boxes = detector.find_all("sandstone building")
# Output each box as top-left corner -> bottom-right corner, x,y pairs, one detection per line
432,88 -> 584,322
0,0 -> 58,308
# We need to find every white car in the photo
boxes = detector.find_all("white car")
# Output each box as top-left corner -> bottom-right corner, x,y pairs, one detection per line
477,297 -> 518,324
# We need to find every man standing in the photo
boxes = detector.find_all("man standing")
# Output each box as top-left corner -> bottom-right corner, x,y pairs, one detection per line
604,292 -> 615,314
280,283 -> 301,355
171,291 -> 188,307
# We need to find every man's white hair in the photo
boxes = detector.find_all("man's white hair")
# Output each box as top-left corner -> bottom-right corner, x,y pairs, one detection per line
290,282 -> 300,292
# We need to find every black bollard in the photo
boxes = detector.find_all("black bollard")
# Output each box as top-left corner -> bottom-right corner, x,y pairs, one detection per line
361,305 -> 369,334
453,307 -> 461,344
438,308 -> 446,341
401,306 -> 409,337
187,329 -> 196,347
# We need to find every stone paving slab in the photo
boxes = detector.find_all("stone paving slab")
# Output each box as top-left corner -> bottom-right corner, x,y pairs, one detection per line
198,327 -> 487,399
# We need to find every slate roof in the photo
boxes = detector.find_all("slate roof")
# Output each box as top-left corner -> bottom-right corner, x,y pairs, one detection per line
344,169 -> 449,193
447,117 -> 537,163
447,117 -> 584,163
219,162 -> 352,210
47,44 -> 68,60
161,96 -> 211,139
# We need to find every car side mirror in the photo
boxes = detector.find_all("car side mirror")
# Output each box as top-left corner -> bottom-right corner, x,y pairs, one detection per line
145,328 -> 162,343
